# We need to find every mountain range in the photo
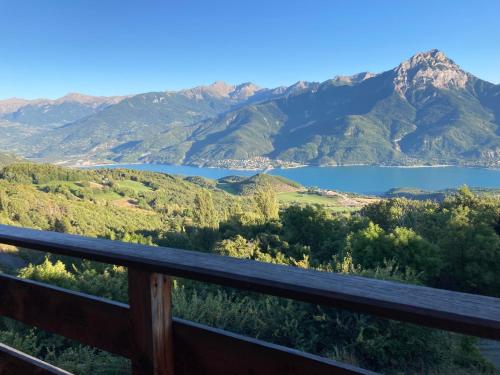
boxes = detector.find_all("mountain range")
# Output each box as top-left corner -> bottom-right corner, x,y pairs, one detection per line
1,49 -> 498,168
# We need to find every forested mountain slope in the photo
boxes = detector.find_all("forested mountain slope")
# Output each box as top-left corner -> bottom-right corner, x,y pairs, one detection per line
177,50 -> 500,167
1,50 -> 498,167
0,82 -> 300,161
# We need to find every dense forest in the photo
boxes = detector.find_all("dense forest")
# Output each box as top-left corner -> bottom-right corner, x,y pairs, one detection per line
0,163 -> 499,374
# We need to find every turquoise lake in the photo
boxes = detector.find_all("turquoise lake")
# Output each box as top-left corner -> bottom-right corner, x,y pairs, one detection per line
93,164 -> 500,194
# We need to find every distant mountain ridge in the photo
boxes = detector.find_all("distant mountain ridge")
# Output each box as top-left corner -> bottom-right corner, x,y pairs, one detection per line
0,93 -> 126,126
1,49 -> 499,167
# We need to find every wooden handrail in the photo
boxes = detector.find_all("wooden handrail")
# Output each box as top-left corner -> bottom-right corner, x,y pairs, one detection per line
0,224 -> 499,374
0,224 -> 499,340
0,270 -> 375,374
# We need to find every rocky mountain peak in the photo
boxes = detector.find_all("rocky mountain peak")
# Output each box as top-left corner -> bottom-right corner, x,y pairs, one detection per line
290,80 -> 310,90
331,72 -> 377,86
231,82 -> 262,100
206,81 -> 236,96
393,49 -> 469,94
58,92 -> 96,103
180,81 -> 263,101
408,49 -> 450,63
181,81 -> 235,99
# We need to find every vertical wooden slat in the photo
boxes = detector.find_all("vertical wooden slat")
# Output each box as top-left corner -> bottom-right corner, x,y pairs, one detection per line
128,268 -> 174,375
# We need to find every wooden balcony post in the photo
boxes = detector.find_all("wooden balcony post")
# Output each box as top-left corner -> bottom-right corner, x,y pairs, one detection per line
128,268 -> 174,375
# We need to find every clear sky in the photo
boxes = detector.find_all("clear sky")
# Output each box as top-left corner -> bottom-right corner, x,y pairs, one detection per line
1,0 -> 499,99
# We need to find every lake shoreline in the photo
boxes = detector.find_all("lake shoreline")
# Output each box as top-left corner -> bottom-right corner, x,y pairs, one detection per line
81,163 -> 500,195
72,160 -> 499,172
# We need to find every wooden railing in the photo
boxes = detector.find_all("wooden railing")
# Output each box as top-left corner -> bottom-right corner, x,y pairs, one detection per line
0,224 -> 499,374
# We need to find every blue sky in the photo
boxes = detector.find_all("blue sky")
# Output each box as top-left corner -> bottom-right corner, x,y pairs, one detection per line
1,0 -> 499,99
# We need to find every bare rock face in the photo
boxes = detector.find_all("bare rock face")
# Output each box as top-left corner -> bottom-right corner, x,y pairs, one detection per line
479,147 -> 500,165
230,82 -> 262,100
180,81 -> 235,99
202,81 -> 236,97
393,49 -> 469,95
180,81 -> 263,101
331,72 -> 377,85
281,81 -> 319,95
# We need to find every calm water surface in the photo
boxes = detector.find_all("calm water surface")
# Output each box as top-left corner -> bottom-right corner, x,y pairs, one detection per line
93,164 -> 500,194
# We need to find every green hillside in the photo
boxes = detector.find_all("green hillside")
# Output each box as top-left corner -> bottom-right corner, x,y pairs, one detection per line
0,152 -> 23,167
384,187 -> 500,201
217,173 -> 303,195
5,101 -> 108,127
0,164 -> 498,374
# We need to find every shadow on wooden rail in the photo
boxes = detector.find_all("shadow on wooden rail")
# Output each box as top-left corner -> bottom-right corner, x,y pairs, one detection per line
0,224 -> 499,374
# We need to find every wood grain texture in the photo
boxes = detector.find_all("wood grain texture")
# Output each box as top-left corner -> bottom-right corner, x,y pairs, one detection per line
0,343 -> 72,374
128,269 -> 174,375
0,225 -> 498,339
0,273 -> 130,357
173,318 -> 378,375
0,272 -> 376,374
